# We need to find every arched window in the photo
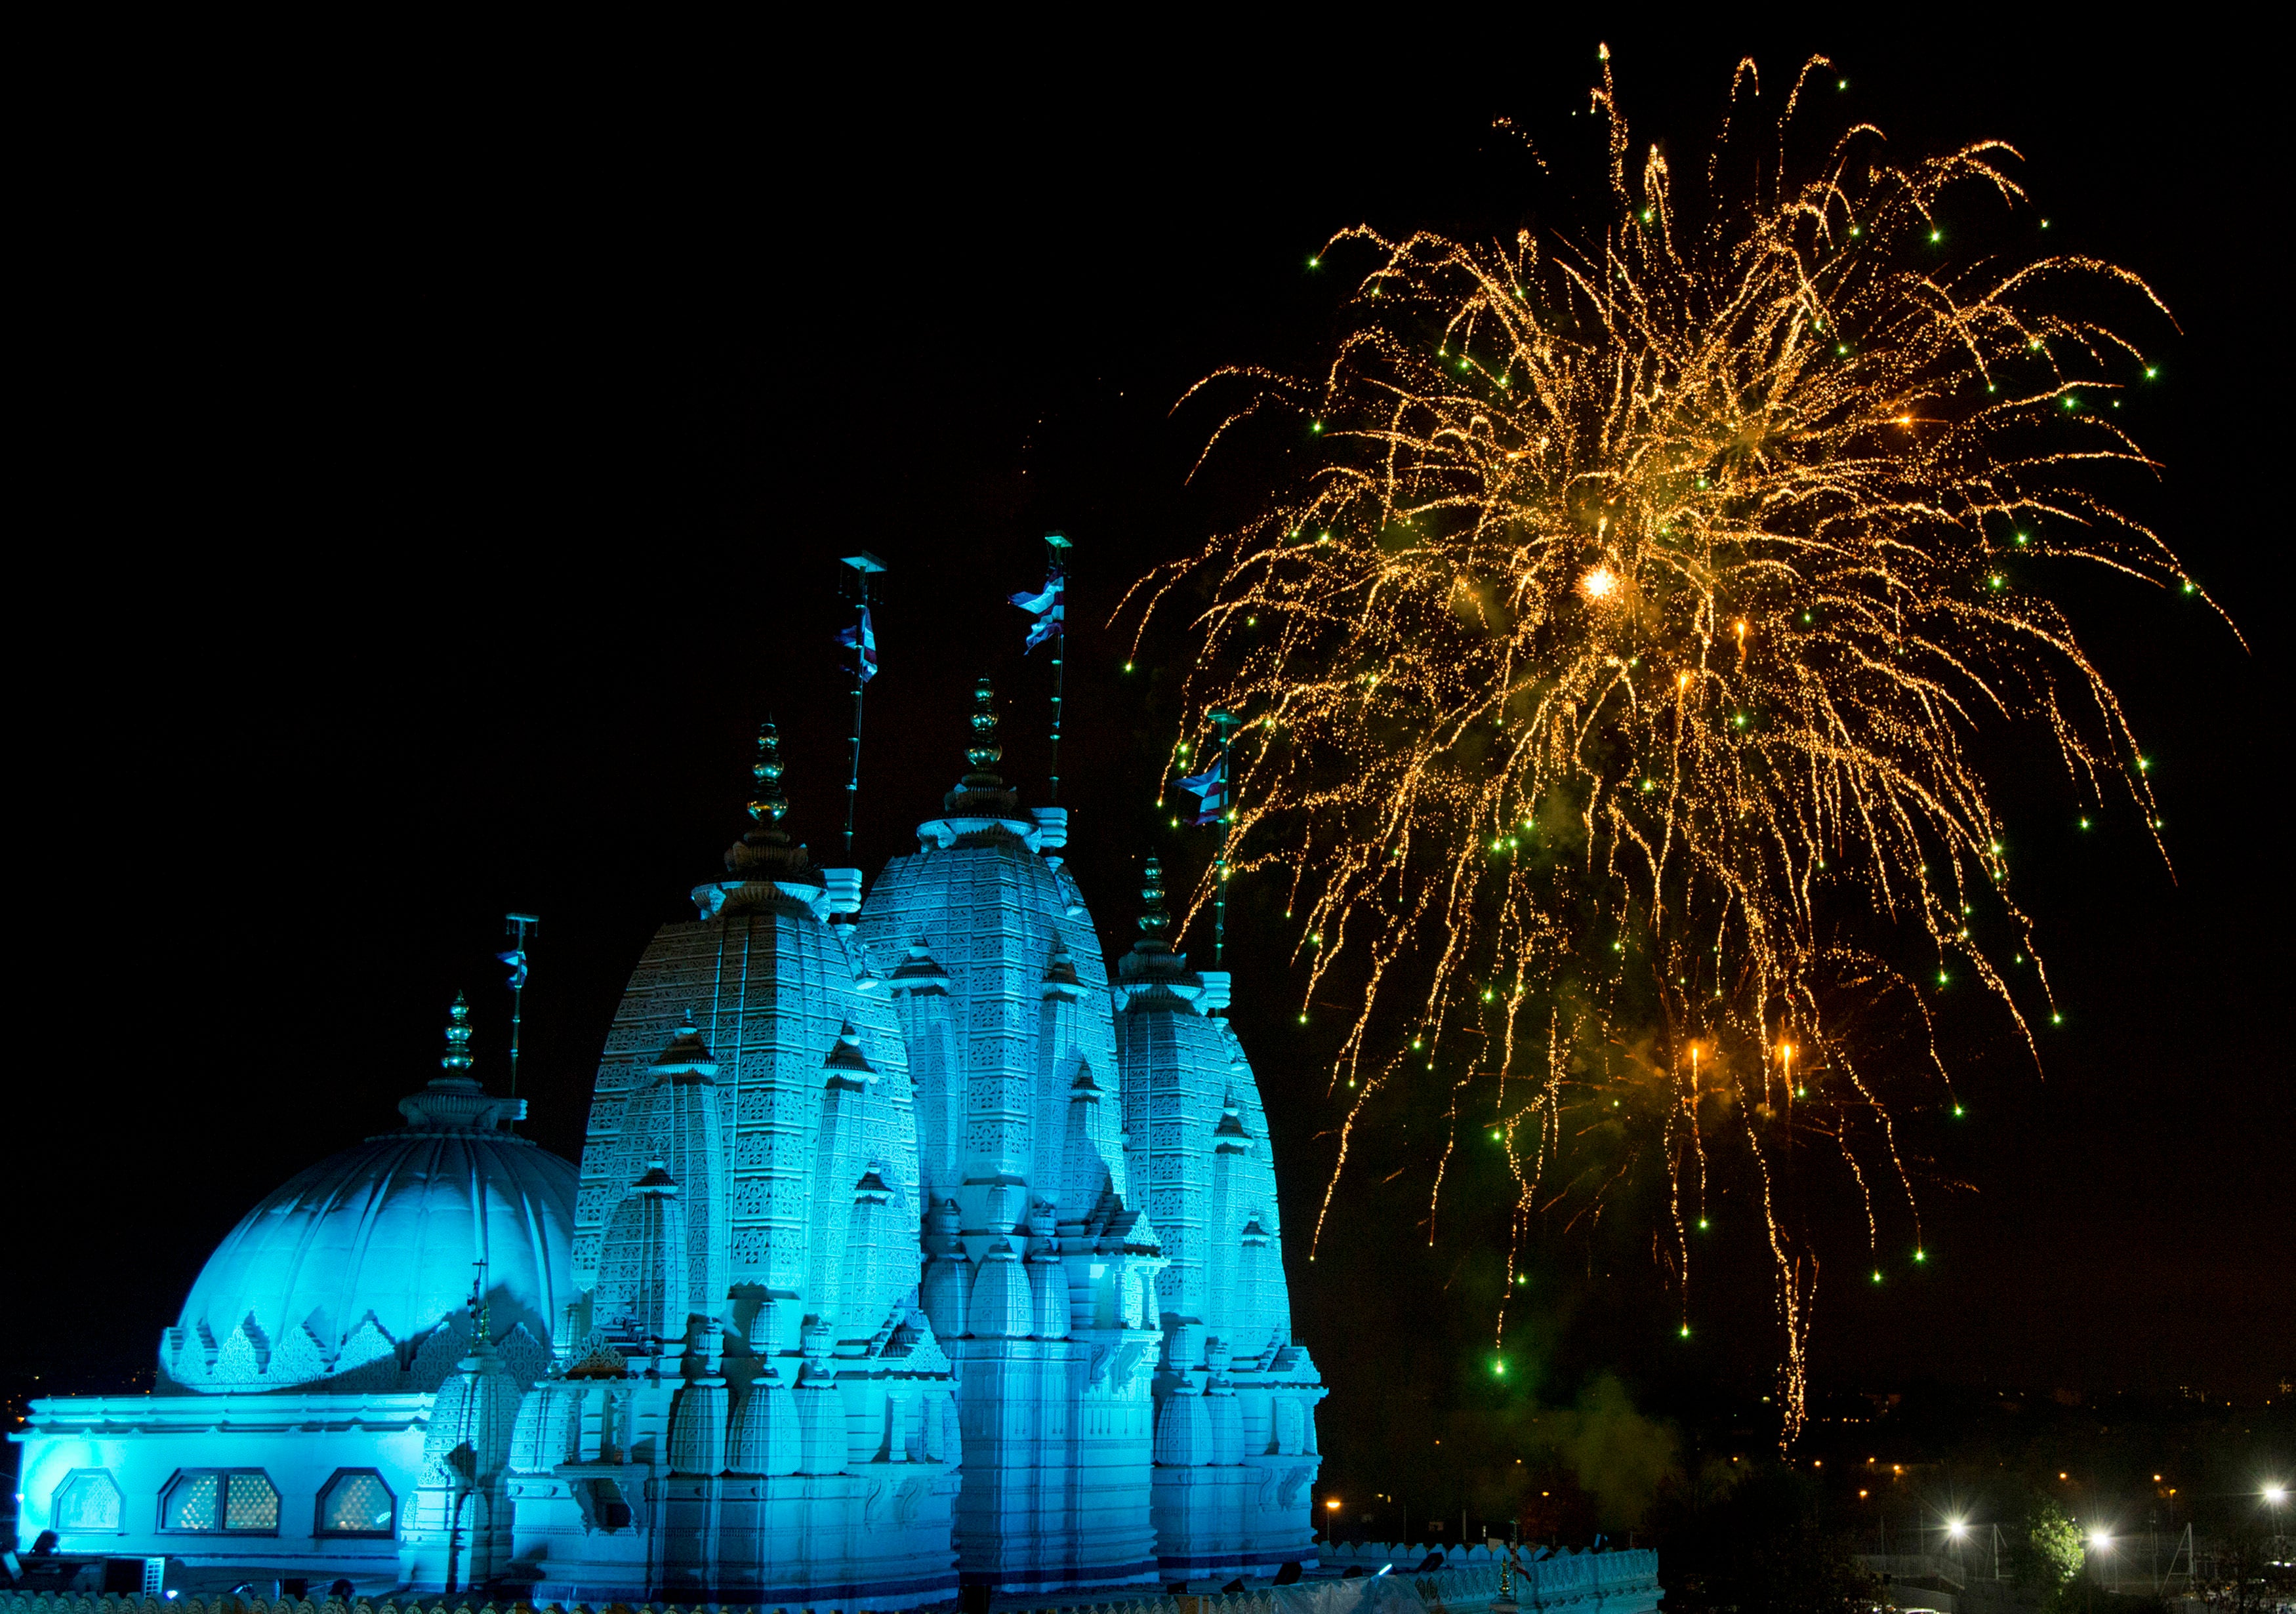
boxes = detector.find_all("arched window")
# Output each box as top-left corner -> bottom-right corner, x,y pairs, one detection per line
159,1469 -> 279,1533
51,1470 -> 124,1534
316,1469 -> 397,1537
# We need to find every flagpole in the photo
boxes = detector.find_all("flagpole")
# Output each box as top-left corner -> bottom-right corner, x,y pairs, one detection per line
1209,710 -> 1237,965
1045,533 -> 1071,803
838,552 -> 886,861
500,914 -> 537,1132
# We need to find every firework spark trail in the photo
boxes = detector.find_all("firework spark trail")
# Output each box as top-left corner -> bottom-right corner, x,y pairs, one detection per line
1124,50 -> 2228,1442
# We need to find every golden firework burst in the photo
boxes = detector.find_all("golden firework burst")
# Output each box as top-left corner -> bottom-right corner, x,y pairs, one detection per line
1125,50 -> 2230,1442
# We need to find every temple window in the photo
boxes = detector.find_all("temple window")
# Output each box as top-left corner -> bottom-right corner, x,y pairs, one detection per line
51,1470 -> 123,1534
159,1469 -> 279,1533
316,1469 -> 397,1537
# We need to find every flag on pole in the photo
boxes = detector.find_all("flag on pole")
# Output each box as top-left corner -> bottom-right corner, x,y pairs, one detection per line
837,605 -> 878,682
496,948 -> 529,990
1010,569 -> 1064,653
1175,748 -> 1229,826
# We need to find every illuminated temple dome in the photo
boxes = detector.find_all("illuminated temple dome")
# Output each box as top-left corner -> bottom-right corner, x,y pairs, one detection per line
161,995 -> 577,1394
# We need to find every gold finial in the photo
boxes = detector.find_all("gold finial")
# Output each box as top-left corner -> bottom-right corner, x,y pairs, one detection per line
441,992 -> 475,1074
966,677 -> 1002,774
1138,857 -> 1170,942
747,719 -> 789,827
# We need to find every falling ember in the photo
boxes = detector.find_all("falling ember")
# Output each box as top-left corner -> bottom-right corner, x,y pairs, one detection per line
1127,47 -> 2230,1445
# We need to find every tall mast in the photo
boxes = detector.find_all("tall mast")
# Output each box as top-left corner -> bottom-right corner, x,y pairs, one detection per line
499,914 -> 537,1128
1044,532 -> 1071,802
1209,710 -> 1237,965
838,552 -> 886,860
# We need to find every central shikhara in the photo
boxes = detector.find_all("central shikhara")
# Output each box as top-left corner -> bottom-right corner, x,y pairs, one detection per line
514,694 -> 1323,1601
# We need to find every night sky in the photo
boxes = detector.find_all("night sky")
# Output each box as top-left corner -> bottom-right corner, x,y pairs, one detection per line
13,22 -> 2286,1469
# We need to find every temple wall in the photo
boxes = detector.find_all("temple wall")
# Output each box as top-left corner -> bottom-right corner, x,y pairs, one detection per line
11,1394 -> 431,1590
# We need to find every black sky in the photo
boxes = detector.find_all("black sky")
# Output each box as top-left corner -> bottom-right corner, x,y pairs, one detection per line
12,22 -> 2287,1443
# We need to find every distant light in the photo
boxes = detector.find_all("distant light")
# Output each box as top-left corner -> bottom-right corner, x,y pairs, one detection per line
1327,1497 -> 1343,1510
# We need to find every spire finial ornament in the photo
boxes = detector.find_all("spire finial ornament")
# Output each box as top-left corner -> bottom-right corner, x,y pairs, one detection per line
966,677 -> 1002,778
747,718 -> 790,834
441,992 -> 476,1074
711,714 -> 819,896
941,677 -> 1020,816
1137,857 -> 1170,947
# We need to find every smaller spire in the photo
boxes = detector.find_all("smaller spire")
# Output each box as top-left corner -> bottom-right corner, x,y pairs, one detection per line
651,1011 -> 718,1083
441,992 -> 476,1075
823,1022 -> 876,1089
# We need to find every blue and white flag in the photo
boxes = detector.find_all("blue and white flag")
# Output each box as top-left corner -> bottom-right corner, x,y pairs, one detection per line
1175,748 -> 1229,826
496,948 -> 529,991
837,605 -> 878,683
1010,570 -> 1064,653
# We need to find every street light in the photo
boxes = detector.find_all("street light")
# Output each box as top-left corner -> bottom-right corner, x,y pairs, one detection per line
1947,1520 -> 1969,1541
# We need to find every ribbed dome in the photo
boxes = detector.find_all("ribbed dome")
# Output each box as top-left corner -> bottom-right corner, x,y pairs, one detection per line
163,996 -> 577,1393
